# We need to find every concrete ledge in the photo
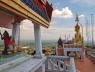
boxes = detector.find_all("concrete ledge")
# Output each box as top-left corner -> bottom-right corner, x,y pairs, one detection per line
0,55 -> 32,72
0,56 -> 46,72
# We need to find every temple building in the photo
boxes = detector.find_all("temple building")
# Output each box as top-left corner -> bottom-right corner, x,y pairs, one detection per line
57,15 -> 84,58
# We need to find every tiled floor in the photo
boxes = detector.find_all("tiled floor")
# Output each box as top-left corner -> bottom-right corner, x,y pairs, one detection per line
75,56 -> 95,72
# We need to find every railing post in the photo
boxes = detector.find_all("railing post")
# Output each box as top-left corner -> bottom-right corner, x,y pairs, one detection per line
64,50 -> 67,56
45,57 -> 48,70
70,57 -> 76,72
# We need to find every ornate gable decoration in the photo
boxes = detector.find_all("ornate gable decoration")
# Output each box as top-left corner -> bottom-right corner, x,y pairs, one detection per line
41,0 -> 47,5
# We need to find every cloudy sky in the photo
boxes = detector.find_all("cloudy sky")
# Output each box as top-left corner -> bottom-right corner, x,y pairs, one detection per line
2,0 -> 95,41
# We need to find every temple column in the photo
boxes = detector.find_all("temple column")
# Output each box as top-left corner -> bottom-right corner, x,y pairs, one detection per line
12,22 -> 20,47
64,50 -> 67,56
34,23 -> 44,58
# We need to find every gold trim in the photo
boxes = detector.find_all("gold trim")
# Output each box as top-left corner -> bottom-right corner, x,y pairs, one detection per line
0,0 -> 50,28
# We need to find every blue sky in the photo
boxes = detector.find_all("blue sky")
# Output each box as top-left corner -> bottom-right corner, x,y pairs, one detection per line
43,0 -> 95,40
48,0 -> 95,27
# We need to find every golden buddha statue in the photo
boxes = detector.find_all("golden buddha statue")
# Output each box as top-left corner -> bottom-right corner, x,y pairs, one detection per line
73,15 -> 83,44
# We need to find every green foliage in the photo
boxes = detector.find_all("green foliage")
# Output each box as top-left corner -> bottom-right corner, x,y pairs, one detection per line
31,50 -> 36,55
85,45 -> 90,48
42,41 -> 56,49
92,45 -> 95,49
42,49 -> 47,53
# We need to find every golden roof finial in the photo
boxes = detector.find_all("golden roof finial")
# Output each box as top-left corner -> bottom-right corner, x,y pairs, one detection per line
75,14 -> 79,23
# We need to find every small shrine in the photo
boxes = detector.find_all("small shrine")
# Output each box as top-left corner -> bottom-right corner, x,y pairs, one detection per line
57,37 -> 63,48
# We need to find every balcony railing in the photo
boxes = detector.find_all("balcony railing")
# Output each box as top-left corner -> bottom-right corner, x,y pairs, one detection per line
45,56 -> 80,72
0,55 -> 80,72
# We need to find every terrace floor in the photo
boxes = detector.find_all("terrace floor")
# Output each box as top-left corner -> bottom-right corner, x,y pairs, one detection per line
75,56 -> 95,72
0,53 -> 28,65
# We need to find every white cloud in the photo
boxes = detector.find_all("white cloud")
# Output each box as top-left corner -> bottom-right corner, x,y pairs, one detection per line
21,19 -> 33,30
20,19 -> 34,40
79,14 -> 85,18
52,7 -> 73,18
71,0 -> 95,6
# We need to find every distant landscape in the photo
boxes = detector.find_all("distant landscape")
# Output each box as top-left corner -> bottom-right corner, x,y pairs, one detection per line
0,40 -> 57,50
0,39 -> 95,52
